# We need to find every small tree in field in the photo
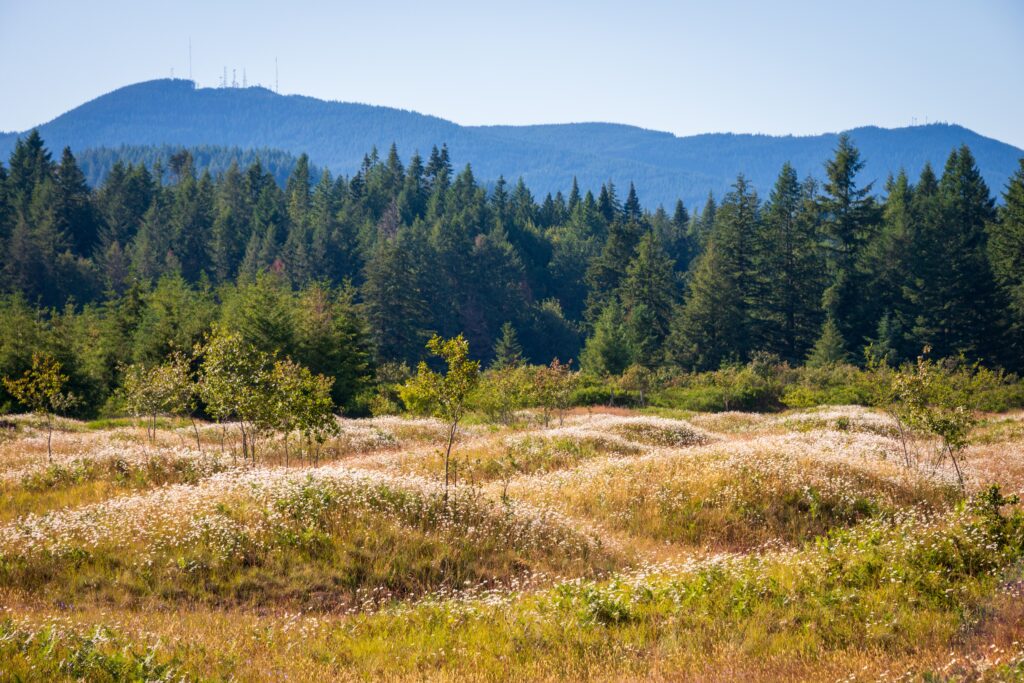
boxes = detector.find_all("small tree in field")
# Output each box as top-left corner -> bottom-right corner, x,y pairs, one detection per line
270,358 -> 338,465
400,335 -> 480,503
474,364 -> 531,425
163,351 -> 203,451
532,358 -> 576,427
618,364 -> 655,407
197,326 -> 276,463
891,353 -> 977,492
873,348 -> 982,492
125,351 -> 202,450
123,363 -> 164,444
3,353 -> 77,462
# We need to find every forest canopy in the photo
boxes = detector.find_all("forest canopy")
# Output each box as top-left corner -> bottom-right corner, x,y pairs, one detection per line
1,129 -> 1022,417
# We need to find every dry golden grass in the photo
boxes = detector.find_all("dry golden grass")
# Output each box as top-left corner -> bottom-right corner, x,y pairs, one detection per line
1,406 -> 1022,681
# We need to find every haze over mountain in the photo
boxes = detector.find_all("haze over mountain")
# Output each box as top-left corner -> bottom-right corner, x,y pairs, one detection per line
2,79 -> 1021,207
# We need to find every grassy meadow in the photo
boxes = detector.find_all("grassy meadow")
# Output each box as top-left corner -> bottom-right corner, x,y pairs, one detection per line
1,406 -> 1023,681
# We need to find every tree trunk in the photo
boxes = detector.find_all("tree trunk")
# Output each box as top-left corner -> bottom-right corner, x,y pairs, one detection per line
190,416 -> 202,452
444,420 -> 458,505
46,414 -> 53,464
240,423 -> 249,465
947,442 -> 965,493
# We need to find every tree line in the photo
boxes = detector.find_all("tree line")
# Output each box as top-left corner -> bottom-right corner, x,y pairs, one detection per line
0,129 -> 1022,416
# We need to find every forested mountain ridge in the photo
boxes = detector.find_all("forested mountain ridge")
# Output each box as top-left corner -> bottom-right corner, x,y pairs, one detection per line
1,78 -> 1021,208
72,145 -> 319,188
3,122 -> 1024,422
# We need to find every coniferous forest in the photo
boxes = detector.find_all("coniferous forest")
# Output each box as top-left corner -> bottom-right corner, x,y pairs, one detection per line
1,129 -> 1023,417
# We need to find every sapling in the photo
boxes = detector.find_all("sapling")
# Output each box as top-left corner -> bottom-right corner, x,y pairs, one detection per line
400,334 -> 480,504
3,353 -> 78,463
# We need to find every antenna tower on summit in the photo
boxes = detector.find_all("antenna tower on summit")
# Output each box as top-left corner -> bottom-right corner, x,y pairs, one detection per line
275,57 -> 279,93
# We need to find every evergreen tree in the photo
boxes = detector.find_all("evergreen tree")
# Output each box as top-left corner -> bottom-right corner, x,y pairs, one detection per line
596,182 -> 620,223
620,230 -> 677,365
866,310 -> 902,366
660,199 -> 692,270
754,163 -> 823,361
130,196 -> 172,284
398,151 -> 427,223
989,160 -> 1024,367
54,147 -> 100,256
665,241 -> 740,370
584,214 -> 641,320
131,273 -> 216,365
209,161 -> 250,283
6,130 -> 54,217
221,272 -> 297,357
905,146 -> 998,360
95,161 -> 154,250
492,321 -> 524,368
168,157 -> 214,280
805,316 -> 849,367
362,225 -> 435,363
818,133 -> 879,352
567,177 -> 581,213
580,298 -> 632,376
623,182 -> 642,223
860,170 -> 915,361
689,192 -> 716,252
462,227 -> 529,352
665,176 -> 758,369
294,283 -> 374,410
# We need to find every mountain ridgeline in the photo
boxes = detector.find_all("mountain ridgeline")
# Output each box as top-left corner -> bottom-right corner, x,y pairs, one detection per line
1,79 -> 1021,208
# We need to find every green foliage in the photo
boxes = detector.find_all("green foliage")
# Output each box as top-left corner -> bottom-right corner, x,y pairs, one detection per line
491,321 -> 524,369
2,352 -> 76,418
879,351 -> 981,488
580,298 -> 632,376
667,177 -> 760,370
2,130 -> 1023,418
905,147 -> 1000,362
400,335 -> 480,499
196,326 -> 278,461
989,159 -> 1024,363
471,364 -> 532,425
122,350 -> 198,445
368,362 -> 411,416
805,316 -> 850,368
780,363 -> 874,408
617,364 -> 656,406
619,230 -> 676,364
269,357 -> 338,464
530,358 -> 577,426
656,356 -> 787,412
0,620 -> 184,681
2,352 -> 78,461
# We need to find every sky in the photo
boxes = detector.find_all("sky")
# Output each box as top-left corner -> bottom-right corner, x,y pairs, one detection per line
1,0 -> 1023,147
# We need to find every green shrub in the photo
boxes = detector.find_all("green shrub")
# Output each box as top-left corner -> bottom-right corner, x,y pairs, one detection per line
570,383 -> 640,407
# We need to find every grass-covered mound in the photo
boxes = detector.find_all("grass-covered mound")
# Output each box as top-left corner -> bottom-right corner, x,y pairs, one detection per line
307,487 -> 1024,680
0,467 -> 617,611
514,429 -> 960,549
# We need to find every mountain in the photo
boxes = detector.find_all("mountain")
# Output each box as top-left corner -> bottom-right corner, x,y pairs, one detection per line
2,79 -> 1021,207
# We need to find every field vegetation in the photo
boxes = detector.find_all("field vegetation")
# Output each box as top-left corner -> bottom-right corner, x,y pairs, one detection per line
2,351 -> 1023,680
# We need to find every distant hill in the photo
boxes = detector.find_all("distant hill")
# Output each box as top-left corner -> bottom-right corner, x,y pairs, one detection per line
2,79 -> 1021,207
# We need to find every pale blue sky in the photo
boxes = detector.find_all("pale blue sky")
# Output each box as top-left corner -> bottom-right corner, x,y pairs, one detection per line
2,0 -> 1022,146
